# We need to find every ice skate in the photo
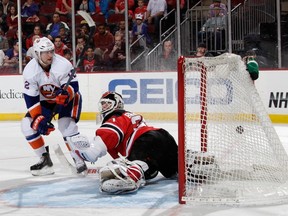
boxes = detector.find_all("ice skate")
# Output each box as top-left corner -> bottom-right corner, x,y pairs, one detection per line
30,152 -> 54,176
66,135 -> 88,175
70,150 -> 88,174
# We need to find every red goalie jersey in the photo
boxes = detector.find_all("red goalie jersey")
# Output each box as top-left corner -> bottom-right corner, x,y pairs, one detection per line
96,110 -> 159,159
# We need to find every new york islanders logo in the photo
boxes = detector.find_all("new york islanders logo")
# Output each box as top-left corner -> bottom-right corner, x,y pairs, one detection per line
40,84 -> 60,99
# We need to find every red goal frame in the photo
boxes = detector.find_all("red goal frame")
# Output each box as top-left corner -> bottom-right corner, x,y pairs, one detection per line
177,56 -> 208,204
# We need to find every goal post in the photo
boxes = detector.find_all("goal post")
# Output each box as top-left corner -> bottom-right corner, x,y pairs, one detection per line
178,53 -> 288,206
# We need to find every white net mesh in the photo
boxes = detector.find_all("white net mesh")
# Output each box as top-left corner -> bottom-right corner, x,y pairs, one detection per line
179,53 -> 288,206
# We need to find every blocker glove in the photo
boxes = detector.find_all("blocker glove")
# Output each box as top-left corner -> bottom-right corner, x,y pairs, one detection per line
31,115 -> 55,135
55,88 -> 70,106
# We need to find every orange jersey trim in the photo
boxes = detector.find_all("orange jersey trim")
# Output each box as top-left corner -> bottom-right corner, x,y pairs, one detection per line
28,102 -> 42,119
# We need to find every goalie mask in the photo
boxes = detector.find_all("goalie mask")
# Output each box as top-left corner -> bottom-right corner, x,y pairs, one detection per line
33,37 -> 55,67
99,91 -> 124,117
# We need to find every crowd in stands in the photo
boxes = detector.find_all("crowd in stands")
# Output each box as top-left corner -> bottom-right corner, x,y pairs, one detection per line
0,0 -> 239,73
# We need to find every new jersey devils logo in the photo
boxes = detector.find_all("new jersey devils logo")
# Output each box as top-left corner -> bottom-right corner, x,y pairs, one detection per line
40,84 -> 60,99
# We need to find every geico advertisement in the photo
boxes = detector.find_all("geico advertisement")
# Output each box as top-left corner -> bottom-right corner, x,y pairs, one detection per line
0,71 -> 288,114
80,72 -> 178,113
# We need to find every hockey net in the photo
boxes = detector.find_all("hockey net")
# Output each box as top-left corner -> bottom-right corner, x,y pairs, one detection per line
178,53 -> 288,206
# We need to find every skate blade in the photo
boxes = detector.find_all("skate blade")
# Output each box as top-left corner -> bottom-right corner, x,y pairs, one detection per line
31,166 -> 55,176
77,169 -> 88,177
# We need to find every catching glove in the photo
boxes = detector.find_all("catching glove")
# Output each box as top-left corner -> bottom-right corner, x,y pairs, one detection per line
55,88 -> 70,106
31,115 -> 55,135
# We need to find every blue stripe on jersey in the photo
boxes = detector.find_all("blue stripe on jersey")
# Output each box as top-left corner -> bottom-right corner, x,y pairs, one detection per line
24,94 -> 40,109
26,132 -> 41,141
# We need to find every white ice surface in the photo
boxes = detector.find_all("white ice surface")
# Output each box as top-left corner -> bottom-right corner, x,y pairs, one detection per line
1,121 -> 288,216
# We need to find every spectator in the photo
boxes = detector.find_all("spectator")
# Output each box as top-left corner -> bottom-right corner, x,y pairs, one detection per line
78,23 -> 93,46
194,43 -> 213,57
78,0 -> 92,13
25,34 -> 40,63
115,0 -> 134,14
75,35 -> 87,60
106,34 -> 126,70
63,48 -> 73,63
46,12 -> 70,41
53,36 -> 68,56
166,0 -> 185,24
132,13 -> 151,48
0,0 -> 14,16
79,46 -> 101,72
21,0 -> 40,35
3,40 -> 26,66
114,20 -> 132,43
21,0 -> 39,20
6,4 -> 18,30
157,40 -> 177,71
93,23 -> 114,61
9,28 -> 27,49
0,5 -> 8,33
243,49 -> 259,81
55,0 -> 72,17
59,26 -> 71,48
25,24 -> 42,49
199,7 -> 226,50
0,28 -> 9,52
133,0 -> 147,21
209,0 -> 227,17
166,0 -> 185,12
146,0 -> 167,43
96,0 -> 114,19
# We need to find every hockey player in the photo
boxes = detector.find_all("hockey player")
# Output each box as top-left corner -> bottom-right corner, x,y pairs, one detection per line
67,91 -> 178,194
243,49 -> 259,81
21,37 -> 87,176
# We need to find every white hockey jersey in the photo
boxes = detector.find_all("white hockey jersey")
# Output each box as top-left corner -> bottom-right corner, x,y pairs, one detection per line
23,54 -> 76,102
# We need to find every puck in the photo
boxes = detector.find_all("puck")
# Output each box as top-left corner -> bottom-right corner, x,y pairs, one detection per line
236,125 -> 244,134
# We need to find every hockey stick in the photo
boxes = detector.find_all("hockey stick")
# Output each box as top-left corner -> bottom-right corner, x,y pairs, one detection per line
53,144 -> 99,176
48,11 -> 96,122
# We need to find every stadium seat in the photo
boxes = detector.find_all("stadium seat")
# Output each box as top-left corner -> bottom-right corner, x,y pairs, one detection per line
107,14 -> 125,25
38,15 -> 49,27
5,29 -> 17,39
39,5 -> 55,16
91,14 -> 105,25
147,23 -> 155,34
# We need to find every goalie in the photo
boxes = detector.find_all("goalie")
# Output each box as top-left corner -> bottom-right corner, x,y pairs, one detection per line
67,91 -> 178,194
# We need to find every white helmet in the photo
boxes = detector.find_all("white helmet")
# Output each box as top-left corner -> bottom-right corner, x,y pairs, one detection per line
99,91 -> 124,117
33,37 -> 55,66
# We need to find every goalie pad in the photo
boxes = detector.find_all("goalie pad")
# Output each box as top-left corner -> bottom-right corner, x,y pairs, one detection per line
67,134 -> 107,163
99,158 -> 148,194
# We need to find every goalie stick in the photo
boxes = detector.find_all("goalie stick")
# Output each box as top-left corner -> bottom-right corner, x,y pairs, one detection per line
49,11 -> 96,122
53,144 -> 98,176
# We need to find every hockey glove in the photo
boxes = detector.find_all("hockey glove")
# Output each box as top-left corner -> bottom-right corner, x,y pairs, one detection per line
31,115 -> 55,135
55,88 -> 70,106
